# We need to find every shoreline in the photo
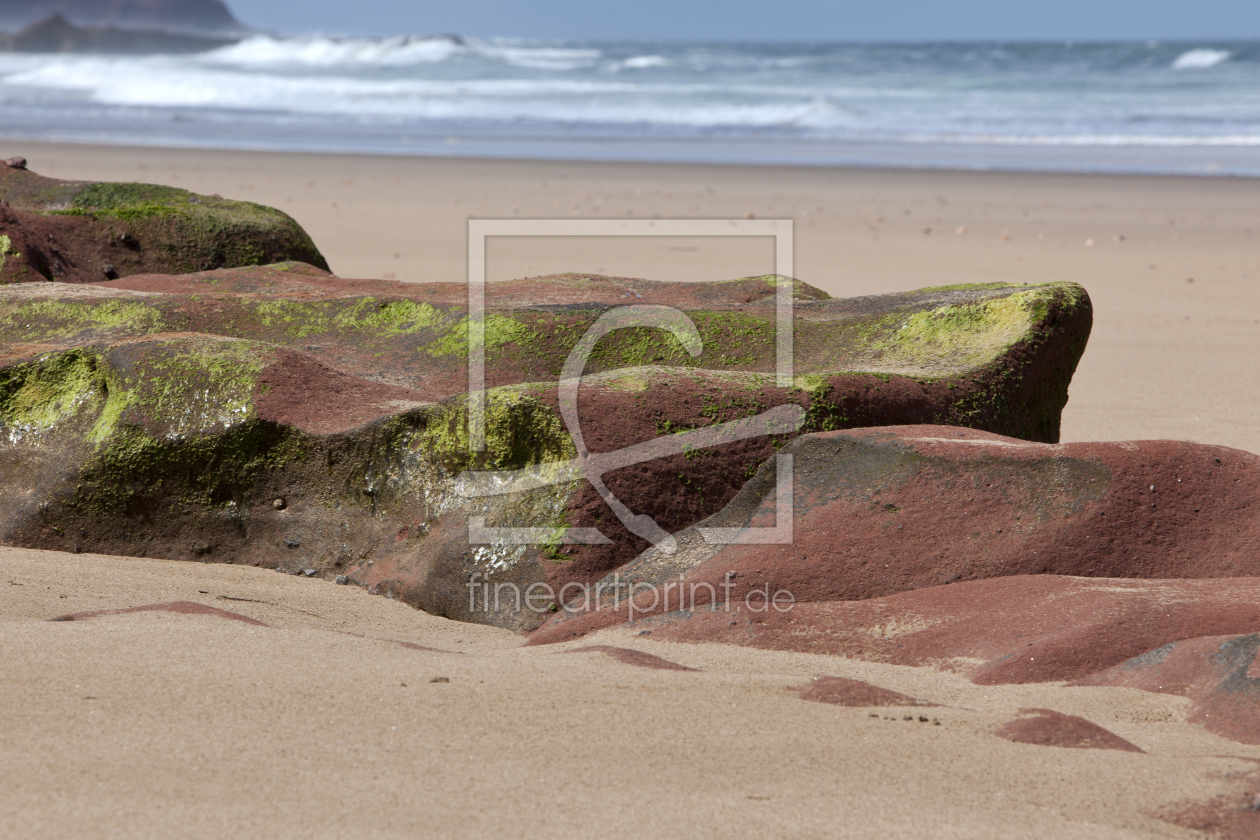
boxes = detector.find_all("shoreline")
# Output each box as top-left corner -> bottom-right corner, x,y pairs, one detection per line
5,133 -> 1260,178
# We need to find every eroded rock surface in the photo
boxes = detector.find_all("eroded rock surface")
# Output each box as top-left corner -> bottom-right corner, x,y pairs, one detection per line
531,426 -> 1260,642
0,163 -> 327,282
1075,633 -> 1260,745
0,271 -> 1090,629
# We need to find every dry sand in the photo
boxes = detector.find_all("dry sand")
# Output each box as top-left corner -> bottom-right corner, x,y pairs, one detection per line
4,546 -> 1258,840
3,142 -> 1260,838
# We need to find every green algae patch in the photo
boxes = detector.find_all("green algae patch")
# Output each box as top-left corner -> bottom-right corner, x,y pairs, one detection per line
333,298 -> 442,336
419,387 -> 576,473
585,311 -> 775,372
0,299 -> 163,342
0,235 -> 13,272
69,182 -> 194,213
46,181 -> 330,274
221,297 -> 444,341
867,290 -> 1044,373
717,274 -> 831,302
59,338 -> 298,514
72,420 -> 304,514
0,350 -> 104,439
403,388 -> 583,571
426,313 -> 546,360
435,308 -> 781,378
917,282 -> 1022,294
89,338 -> 271,443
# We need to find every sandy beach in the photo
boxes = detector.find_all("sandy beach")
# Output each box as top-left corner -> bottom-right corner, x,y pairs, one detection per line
5,545 -> 1258,839
4,141 -> 1260,838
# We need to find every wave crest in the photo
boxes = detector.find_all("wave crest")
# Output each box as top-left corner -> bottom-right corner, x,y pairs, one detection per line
1171,49 -> 1231,70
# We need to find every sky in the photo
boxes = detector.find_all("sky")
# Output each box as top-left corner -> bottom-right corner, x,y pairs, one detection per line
226,0 -> 1260,41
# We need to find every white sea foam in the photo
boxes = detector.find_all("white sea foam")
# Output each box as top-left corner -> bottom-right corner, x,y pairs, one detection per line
619,55 -> 670,70
473,42 -> 601,71
1171,48 -> 1231,70
203,35 -> 464,67
0,39 -> 1256,172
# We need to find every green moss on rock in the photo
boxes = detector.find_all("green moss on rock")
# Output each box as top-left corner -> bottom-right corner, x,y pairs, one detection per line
870,291 -> 1043,371
89,338 -> 270,442
418,386 -> 576,474
0,349 -> 103,439
2,167 -> 331,277
0,299 -> 163,342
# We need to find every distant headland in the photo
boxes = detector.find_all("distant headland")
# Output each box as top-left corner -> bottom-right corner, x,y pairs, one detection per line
0,0 -> 245,35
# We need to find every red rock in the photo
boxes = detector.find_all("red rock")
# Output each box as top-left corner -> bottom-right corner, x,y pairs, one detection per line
564,645 -> 697,671
0,165 -> 326,281
790,676 -> 936,708
1074,633 -> 1260,745
532,427 -> 1260,642
1155,786 -> 1260,840
50,600 -> 267,626
532,575 -> 1260,698
994,708 -> 1143,752
3,276 -> 1090,631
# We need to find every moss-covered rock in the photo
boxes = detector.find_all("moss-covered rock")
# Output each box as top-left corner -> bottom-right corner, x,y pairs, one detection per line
0,164 -> 328,283
0,268 -> 1091,631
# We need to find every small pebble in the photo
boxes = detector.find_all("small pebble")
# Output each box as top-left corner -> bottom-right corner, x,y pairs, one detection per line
430,676 -> 450,683
283,538 -> 299,548
335,575 -> 349,585
272,498 -> 286,510
302,568 -> 316,577
4,156 -> 27,170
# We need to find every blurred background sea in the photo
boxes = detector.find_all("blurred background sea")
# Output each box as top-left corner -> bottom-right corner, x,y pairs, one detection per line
1,34 -> 1258,174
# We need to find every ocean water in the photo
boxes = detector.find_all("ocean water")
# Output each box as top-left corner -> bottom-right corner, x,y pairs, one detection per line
1,36 -> 1258,174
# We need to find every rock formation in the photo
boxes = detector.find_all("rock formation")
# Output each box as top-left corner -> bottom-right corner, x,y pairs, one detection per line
0,0 -> 245,35
0,13 -> 237,53
0,268 -> 1090,630
0,162 -> 328,281
532,427 -> 1260,638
